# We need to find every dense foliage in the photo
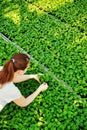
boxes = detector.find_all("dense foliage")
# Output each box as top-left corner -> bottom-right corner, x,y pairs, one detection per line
0,0 -> 87,129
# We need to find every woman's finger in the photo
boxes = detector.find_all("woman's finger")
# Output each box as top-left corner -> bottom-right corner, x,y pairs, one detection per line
38,73 -> 44,76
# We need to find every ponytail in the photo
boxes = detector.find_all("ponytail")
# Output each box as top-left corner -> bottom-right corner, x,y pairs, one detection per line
0,53 -> 30,85
0,60 -> 14,84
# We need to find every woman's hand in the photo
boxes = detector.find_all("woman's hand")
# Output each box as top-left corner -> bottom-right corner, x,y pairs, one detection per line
33,73 -> 43,83
13,82 -> 48,107
39,82 -> 48,92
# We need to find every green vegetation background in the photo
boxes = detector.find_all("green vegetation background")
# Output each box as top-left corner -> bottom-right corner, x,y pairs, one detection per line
0,0 -> 87,129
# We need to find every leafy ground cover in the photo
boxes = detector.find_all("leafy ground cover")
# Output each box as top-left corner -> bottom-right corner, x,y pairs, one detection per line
0,37 -> 87,130
0,0 -> 87,129
0,0 -> 87,88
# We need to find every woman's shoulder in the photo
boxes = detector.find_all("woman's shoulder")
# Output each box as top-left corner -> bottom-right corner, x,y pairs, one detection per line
0,82 -> 16,90
3,82 -> 15,87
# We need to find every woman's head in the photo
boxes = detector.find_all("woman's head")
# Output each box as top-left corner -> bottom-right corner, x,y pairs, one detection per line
11,53 -> 30,72
0,53 -> 30,85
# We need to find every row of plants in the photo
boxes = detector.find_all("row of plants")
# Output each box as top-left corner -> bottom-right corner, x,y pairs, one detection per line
26,0 -> 87,33
0,0 -> 87,90
0,32 -> 87,130
0,0 -> 87,129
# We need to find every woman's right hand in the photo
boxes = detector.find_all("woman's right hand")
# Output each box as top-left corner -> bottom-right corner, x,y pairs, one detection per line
39,82 -> 48,92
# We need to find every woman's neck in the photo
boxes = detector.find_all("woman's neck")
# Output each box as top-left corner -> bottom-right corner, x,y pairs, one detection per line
0,84 -> 3,89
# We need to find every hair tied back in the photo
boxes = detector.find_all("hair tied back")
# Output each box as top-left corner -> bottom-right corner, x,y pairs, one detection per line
11,58 -> 15,63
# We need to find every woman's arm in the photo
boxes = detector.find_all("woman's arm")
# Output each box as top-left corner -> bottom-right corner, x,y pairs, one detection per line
13,74 -> 41,83
13,83 -> 48,107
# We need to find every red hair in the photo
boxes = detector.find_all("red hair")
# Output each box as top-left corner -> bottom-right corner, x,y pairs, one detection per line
0,53 -> 30,85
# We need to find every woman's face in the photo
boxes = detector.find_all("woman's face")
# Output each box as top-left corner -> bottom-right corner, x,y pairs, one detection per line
23,62 -> 30,74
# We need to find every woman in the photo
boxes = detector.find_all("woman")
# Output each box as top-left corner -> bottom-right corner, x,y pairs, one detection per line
0,53 -> 48,111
